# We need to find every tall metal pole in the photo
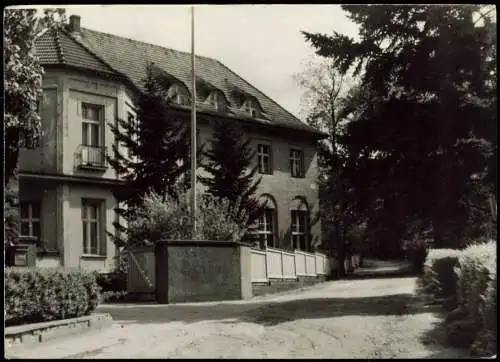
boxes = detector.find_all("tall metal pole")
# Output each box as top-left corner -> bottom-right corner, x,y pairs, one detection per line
190,6 -> 197,238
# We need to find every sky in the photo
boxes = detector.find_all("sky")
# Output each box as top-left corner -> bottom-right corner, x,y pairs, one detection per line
18,4 -> 359,120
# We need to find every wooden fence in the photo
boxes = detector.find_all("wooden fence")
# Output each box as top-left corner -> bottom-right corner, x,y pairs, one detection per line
250,247 -> 329,282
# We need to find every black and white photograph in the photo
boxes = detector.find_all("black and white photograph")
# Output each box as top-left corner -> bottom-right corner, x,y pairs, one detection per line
4,4 -> 497,359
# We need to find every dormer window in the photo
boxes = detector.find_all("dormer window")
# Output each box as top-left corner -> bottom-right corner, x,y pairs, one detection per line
167,83 -> 190,106
207,91 -> 226,112
242,99 -> 259,118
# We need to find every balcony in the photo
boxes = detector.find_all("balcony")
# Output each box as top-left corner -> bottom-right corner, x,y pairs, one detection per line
77,145 -> 107,170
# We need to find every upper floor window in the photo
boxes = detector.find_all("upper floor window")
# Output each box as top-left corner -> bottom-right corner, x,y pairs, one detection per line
20,202 -> 41,240
127,112 -> 138,159
290,148 -> 304,178
167,83 -> 190,106
242,99 -> 259,117
82,199 -> 105,256
82,103 -> 104,147
207,91 -> 226,112
257,143 -> 272,174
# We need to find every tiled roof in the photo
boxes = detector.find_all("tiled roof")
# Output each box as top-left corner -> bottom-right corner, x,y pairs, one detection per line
35,26 -> 324,136
35,29 -> 118,76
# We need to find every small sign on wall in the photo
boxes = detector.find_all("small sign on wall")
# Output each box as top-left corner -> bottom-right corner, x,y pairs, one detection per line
14,252 -> 28,266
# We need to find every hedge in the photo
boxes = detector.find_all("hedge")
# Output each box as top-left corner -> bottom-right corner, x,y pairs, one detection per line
5,268 -> 100,327
417,248 -> 462,308
448,241 -> 497,357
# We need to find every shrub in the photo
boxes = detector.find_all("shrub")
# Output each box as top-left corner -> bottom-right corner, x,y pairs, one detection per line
95,271 -> 127,293
127,188 -> 250,243
418,248 -> 461,308
5,267 -> 100,327
450,240 -> 497,356
403,238 -> 430,274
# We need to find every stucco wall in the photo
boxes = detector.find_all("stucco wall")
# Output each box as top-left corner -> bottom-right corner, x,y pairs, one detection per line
19,85 -> 60,173
63,185 -> 117,271
156,242 -> 251,303
196,123 -> 321,250
65,77 -> 118,179
19,181 -> 59,251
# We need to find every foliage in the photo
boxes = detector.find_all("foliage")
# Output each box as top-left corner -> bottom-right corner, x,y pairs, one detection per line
5,267 -> 99,327
417,248 -> 461,307
95,271 -> 127,293
100,290 -> 128,304
127,187 -> 250,243
4,8 -> 66,248
199,117 -> 263,228
107,63 -> 204,247
4,173 -> 20,247
303,5 -> 497,250
295,57 -> 366,276
402,222 -> 434,273
446,240 -> 497,356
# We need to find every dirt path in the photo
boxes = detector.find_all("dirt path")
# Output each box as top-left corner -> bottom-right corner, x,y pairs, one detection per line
6,276 -> 469,359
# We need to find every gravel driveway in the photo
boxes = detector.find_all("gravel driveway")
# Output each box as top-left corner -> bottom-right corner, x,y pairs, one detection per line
6,276 -> 469,359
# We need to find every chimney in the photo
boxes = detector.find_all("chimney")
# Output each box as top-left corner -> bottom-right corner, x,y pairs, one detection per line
69,15 -> 81,33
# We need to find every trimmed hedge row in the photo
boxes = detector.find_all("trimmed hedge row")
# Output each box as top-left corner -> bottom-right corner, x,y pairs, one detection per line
5,268 -> 100,327
419,241 -> 497,357
418,248 -> 462,309
454,242 -> 496,357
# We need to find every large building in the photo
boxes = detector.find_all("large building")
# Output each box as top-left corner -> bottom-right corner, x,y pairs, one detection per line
21,15 -> 326,271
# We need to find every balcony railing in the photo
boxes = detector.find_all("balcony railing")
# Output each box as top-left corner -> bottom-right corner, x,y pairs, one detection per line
77,145 -> 107,170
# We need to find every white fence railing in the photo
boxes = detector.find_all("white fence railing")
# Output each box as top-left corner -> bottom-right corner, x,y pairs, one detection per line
251,247 -> 329,282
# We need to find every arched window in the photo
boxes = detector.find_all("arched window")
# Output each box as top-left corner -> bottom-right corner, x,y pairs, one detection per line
167,83 -> 190,106
290,197 -> 310,251
253,194 -> 278,250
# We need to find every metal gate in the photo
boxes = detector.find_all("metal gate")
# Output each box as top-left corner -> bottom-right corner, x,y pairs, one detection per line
126,245 -> 156,294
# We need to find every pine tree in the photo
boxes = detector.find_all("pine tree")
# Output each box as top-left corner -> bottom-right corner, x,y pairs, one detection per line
107,63 -> 203,247
199,118 -> 263,228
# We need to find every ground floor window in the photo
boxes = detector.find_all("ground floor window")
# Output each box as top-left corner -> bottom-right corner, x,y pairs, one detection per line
82,199 -> 105,255
254,208 -> 277,249
291,209 -> 309,251
20,202 -> 41,240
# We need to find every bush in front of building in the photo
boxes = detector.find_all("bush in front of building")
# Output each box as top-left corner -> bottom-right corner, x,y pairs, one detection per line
127,187 -> 250,243
445,240 -> 496,357
5,267 -> 100,327
417,248 -> 462,309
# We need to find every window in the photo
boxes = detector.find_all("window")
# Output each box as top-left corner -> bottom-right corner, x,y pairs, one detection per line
20,202 -> 41,240
243,99 -> 258,117
207,91 -> 225,111
290,148 -> 304,178
291,209 -> 308,251
82,103 -> 104,147
254,208 -> 276,249
82,199 -> 105,255
127,112 -> 138,159
257,144 -> 272,174
168,84 -> 190,106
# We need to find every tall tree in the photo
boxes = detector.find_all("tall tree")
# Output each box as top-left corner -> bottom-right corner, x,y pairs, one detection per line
294,58 -> 362,275
303,5 -> 497,249
199,118 -> 263,229
4,8 -> 66,246
107,63 -> 203,247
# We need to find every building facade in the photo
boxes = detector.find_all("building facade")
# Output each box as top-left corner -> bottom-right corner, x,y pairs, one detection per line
21,15 -> 326,271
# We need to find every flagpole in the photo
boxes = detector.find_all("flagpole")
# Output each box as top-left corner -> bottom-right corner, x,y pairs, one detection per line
190,6 -> 197,238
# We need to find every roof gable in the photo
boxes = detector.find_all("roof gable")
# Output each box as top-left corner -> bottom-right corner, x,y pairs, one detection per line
34,29 -> 118,76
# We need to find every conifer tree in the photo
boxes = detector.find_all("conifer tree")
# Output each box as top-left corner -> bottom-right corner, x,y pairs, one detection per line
108,63 -> 203,247
199,118 -> 263,228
